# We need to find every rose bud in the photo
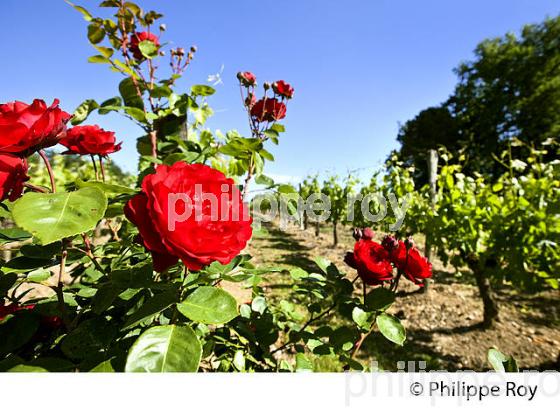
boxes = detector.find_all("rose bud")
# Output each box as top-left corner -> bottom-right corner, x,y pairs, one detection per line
381,235 -> 399,252
237,71 -> 257,87
124,162 -> 253,272
263,82 -> 271,90
59,125 -> 122,157
159,24 -> 167,32
245,93 -> 257,108
0,99 -> 71,155
404,237 -> 415,249
190,45 -> 197,53
362,227 -> 374,240
272,80 -> 295,99
352,228 -> 363,241
129,31 -> 160,60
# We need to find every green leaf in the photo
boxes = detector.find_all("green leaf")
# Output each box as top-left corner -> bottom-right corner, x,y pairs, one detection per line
191,85 -> 216,97
75,179 -> 136,196
376,313 -> 406,346
295,353 -> 313,372
26,269 -> 51,283
488,348 -> 519,372
352,307 -> 374,330
90,359 -> 116,373
125,325 -> 202,372
233,351 -> 246,372
61,318 -> 116,360
278,184 -> 297,194
8,365 -> 48,373
138,40 -> 159,59
71,99 -> 99,125
88,55 -> 111,64
255,174 -> 274,187
0,313 -> 40,356
123,290 -> 178,329
177,287 -> 238,325
0,227 -> 32,243
65,1 -> 92,21
364,287 -> 396,312
119,77 -> 144,109
87,23 -> 105,44
12,187 -> 108,245
93,45 -> 114,58
251,296 -> 267,314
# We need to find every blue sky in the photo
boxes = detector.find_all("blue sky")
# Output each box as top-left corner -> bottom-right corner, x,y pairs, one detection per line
1,0 -> 559,183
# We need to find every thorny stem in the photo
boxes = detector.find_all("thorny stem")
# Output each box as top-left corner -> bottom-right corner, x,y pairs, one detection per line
39,150 -> 56,193
82,234 -> 106,274
351,322 -> 376,360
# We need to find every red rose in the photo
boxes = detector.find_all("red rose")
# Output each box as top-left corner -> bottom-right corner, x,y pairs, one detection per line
272,80 -> 294,99
0,99 -> 71,155
125,162 -> 253,272
237,71 -> 257,87
345,239 -> 394,285
250,98 -> 287,122
387,240 -> 432,285
129,31 -> 160,60
60,125 -> 122,156
0,154 -> 29,202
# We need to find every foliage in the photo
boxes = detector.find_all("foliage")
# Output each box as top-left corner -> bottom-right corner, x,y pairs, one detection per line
0,0 -> 407,373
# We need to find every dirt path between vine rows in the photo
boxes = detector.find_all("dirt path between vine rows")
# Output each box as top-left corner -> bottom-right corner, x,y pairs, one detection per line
241,222 -> 560,371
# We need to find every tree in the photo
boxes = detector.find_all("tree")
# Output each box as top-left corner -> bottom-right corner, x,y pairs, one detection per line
395,106 -> 460,185
450,16 -> 560,176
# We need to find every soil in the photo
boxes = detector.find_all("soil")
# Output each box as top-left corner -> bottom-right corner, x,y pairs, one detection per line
245,222 -> 560,371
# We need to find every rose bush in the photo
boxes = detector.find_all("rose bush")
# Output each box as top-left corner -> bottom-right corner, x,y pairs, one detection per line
0,0 -> 411,373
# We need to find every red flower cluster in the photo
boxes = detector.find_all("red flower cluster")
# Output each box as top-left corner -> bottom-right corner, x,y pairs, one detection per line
125,162 -> 253,272
0,99 -> 71,201
250,98 -> 287,122
345,230 -> 432,287
237,71 -> 293,124
129,31 -> 160,60
60,125 -> 122,156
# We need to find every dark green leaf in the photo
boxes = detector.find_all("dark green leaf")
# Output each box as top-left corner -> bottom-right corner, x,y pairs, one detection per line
71,99 -> 99,125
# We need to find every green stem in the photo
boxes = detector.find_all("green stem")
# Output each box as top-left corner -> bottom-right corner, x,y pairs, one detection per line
39,150 -> 56,193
